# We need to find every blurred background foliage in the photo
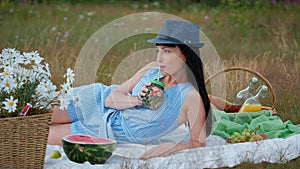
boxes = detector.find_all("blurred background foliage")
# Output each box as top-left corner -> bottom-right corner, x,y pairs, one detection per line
0,0 -> 299,119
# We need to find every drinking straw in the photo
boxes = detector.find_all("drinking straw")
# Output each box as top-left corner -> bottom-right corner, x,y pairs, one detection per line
157,68 -> 160,81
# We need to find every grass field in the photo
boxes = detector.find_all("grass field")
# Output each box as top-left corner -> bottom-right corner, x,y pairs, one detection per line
0,1 -> 299,168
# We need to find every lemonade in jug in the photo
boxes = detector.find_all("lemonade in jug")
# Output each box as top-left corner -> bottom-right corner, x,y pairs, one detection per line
238,85 -> 268,113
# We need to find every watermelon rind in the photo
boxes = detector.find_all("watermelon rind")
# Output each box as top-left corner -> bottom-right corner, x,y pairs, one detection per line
62,134 -> 116,164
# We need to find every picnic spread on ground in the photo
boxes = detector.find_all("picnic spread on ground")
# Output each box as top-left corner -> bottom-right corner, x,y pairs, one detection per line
44,109 -> 300,169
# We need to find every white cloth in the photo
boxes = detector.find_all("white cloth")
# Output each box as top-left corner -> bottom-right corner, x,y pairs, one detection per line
44,134 -> 300,169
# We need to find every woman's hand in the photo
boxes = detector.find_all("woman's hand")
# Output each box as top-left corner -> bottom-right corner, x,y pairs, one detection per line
138,82 -> 151,100
140,142 -> 180,160
140,141 -> 205,160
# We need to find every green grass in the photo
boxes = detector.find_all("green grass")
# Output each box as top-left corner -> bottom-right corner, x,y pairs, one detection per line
0,1 -> 299,168
219,156 -> 300,169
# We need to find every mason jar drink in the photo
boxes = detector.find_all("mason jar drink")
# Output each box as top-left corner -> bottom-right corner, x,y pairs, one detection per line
142,80 -> 165,110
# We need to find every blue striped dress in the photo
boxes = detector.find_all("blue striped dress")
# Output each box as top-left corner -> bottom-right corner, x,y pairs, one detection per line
67,67 -> 194,144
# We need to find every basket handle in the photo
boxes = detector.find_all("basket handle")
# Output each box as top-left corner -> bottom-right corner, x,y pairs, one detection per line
205,67 -> 277,112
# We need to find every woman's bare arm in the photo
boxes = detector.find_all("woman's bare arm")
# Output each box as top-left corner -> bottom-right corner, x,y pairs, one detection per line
104,62 -> 158,109
184,90 -> 207,147
170,90 -> 206,150
140,89 -> 206,159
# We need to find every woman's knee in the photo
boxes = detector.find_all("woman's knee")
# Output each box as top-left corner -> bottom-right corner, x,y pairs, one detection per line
51,106 -> 71,124
48,124 -> 70,146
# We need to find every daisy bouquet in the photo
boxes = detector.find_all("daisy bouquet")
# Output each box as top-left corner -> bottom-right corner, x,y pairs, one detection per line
0,48 -> 74,118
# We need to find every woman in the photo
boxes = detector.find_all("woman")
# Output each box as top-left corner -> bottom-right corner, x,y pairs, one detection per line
48,19 -> 211,160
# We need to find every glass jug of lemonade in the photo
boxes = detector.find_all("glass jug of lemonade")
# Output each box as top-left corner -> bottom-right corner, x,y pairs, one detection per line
238,85 -> 268,113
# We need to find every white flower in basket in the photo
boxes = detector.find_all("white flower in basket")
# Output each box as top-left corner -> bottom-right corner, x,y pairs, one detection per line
0,48 -> 73,118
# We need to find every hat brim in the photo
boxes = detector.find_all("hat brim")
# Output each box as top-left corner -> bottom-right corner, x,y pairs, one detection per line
147,37 -> 205,48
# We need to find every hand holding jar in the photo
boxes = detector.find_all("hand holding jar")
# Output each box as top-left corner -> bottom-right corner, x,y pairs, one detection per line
138,80 -> 165,110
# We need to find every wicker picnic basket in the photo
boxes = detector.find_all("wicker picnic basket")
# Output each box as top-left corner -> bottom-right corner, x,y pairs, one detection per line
0,112 -> 52,169
205,67 -> 277,114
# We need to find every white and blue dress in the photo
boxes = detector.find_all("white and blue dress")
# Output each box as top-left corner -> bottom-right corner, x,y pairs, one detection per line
67,67 -> 194,144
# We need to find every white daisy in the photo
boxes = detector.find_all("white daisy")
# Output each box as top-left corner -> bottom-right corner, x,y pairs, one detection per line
2,96 -> 18,113
12,66 -> 26,85
44,63 -> 51,77
64,68 -> 75,84
61,82 -> 72,93
58,94 -> 70,110
27,70 -> 38,83
38,100 -> 52,110
32,65 -> 46,76
73,94 -> 82,108
0,66 -> 14,78
1,48 -> 20,66
1,77 -> 17,93
14,52 -> 25,65
2,48 -> 19,57
22,52 -> 34,65
31,51 -> 43,64
36,80 -> 57,98
44,79 -> 57,92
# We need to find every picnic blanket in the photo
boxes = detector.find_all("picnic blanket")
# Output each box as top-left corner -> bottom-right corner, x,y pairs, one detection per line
211,109 -> 300,139
44,110 -> 300,169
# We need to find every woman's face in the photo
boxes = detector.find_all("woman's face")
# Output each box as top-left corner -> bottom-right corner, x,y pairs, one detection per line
156,45 -> 186,77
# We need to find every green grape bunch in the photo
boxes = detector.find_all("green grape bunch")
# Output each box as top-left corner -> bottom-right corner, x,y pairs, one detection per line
226,125 -> 267,144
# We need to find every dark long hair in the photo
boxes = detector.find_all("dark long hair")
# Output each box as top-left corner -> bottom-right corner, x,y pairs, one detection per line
157,43 -> 212,135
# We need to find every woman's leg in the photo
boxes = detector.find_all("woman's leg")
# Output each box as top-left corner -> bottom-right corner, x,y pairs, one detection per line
48,123 -> 70,146
51,105 -> 71,124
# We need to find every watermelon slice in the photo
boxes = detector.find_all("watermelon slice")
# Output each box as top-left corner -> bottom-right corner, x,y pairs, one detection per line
62,134 -> 116,164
